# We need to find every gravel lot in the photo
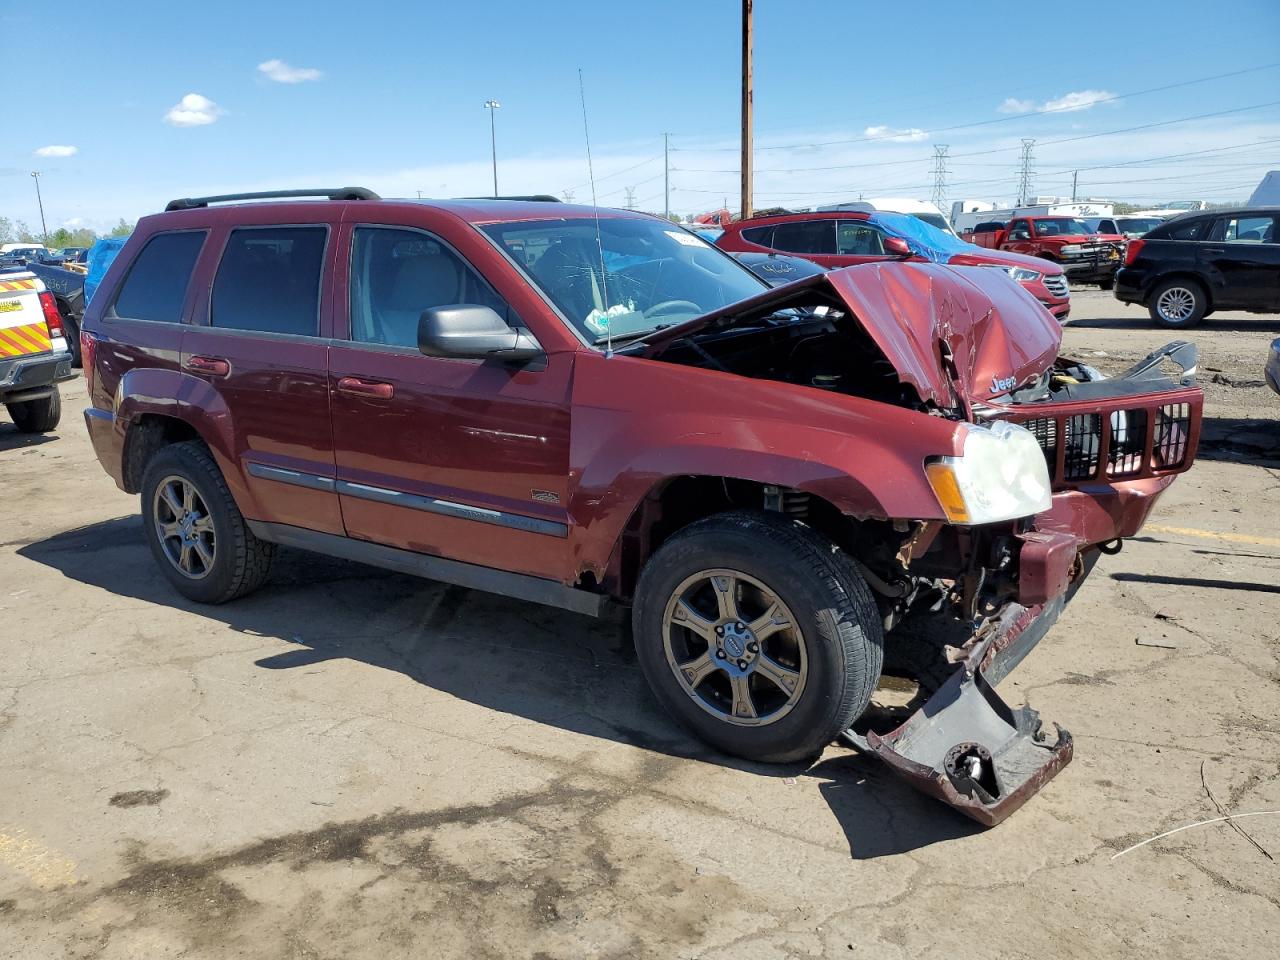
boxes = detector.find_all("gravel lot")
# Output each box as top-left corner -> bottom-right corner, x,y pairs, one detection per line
1,289 -> 1278,959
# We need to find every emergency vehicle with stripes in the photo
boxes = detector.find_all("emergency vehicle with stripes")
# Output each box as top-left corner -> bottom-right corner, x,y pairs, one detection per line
0,271 -> 75,434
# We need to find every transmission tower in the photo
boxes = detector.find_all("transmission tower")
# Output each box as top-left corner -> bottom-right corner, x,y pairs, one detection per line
930,145 -> 949,215
623,186 -> 637,210
1016,139 -> 1036,205
562,188 -> 576,203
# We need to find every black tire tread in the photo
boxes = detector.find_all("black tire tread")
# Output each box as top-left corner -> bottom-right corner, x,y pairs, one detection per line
141,440 -> 274,603
633,510 -> 883,763
6,390 -> 61,433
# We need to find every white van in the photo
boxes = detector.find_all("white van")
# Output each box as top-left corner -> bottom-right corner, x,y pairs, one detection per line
814,197 -> 956,236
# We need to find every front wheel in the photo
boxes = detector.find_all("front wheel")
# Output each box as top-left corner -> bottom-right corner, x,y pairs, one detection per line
6,390 -> 61,433
632,511 -> 883,763
1149,278 -> 1207,328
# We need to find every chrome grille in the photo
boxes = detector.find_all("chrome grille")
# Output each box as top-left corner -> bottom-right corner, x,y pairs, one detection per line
1042,274 -> 1069,297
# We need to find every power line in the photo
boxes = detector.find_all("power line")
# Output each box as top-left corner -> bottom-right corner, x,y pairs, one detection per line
670,61 -> 1280,155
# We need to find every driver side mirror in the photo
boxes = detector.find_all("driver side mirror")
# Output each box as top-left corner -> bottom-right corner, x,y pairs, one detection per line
883,236 -> 913,258
418,305 -> 543,362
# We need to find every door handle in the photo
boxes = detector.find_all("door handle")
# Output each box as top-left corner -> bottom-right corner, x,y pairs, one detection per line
1202,247 -> 1225,254
185,355 -> 230,377
337,376 -> 394,400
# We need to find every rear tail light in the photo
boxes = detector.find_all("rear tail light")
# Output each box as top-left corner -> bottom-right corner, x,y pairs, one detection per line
82,330 -> 98,396
1123,238 -> 1145,266
38,291 -> 64,337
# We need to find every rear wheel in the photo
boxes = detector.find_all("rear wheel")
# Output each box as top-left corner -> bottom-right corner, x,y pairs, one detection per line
1149,278 -> 1207,328
6,391 -> 61,433
632,511 -> 883,763
140,441 -> 275,603
59,310 -> 81,367
1098,277 -> 1115,291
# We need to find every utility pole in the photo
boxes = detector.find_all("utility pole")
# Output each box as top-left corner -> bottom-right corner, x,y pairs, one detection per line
930,145 -> 949,217
1016,139 -> 1035,205
483,99 -> 501,197
623,187 -> 637,210
30,172 -> 47,243
740,0 -> 753,220
663,132 -> 670,220
1071,170 -> 1078,202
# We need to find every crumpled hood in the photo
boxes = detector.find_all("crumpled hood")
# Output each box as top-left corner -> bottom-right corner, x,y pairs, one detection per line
643,260 -> 1062,408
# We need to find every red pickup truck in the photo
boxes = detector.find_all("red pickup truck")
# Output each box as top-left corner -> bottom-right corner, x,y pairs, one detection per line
965,216 -> 1126,289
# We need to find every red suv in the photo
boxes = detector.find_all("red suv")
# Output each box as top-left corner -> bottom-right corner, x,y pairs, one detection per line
716,210 -> 1072,321
82,189 -> 1202,824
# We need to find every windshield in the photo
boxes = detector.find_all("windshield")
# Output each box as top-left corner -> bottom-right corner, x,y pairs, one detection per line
911,212 -> 955,235
1116,217 -> 1162,236
1033,218 -> 1094,236
482,216 -> 767,343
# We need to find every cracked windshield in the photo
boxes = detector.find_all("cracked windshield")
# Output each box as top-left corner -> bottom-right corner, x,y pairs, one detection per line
482,216 -> 766,342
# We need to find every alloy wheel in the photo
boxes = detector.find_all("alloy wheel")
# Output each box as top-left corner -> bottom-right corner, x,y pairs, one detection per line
662,568 -> 808,727
152,475 -> 216,579
1156,286 -> 1196,324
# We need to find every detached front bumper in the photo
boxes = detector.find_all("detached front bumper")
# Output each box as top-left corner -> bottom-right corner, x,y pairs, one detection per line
844,599 -> 1072,826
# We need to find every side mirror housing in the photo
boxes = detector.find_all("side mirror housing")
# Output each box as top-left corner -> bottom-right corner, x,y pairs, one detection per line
418,305 -> 543,361
883,236 -> 913,258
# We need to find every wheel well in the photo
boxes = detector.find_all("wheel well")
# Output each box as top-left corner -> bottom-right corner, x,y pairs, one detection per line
604,476 -> 883,601
122,415 -> 201,493
1036,252 -> 1059,261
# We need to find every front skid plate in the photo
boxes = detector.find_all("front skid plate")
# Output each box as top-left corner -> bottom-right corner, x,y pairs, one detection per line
842,598 -> 1072,827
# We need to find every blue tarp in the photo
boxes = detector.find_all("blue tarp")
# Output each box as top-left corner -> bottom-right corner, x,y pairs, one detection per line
84,236 -> 129,304
867,212 -> 976,263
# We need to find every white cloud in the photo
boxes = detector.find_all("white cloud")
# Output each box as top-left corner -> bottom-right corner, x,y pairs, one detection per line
998,90 -> 1116,115
164,93 -> 225,127
258,59 -> 322,84
863,125 -> 928,143
998,98 -> 1035,114
1043,89 -> 1115,113
35,144 -> 78,158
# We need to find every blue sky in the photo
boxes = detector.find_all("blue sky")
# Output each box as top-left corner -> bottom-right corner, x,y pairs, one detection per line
3,0 -> 1279,231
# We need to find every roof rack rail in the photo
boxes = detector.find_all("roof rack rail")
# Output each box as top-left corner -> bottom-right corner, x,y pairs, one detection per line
164,187 -> 380,212
457,194 -> 563,203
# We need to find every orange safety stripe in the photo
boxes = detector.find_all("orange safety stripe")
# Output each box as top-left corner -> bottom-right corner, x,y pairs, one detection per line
0,321 -> 51,357
0,279 -> 38,292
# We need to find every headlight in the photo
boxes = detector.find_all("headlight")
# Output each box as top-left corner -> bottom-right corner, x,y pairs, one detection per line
1060,244 -> 1081,254
925,421 -> 1052,525
1003,266 -> 1041,282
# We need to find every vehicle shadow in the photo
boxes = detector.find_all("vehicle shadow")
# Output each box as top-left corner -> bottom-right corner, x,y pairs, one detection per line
0,424 -> 61,454
1195,416 -> 1280,467
1066,314 -> 1280,332
1110,571 -> 1280,595
19,516 -> 979,859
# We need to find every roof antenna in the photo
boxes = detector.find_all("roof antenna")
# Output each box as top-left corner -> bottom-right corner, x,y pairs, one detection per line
578,68 -> 612,357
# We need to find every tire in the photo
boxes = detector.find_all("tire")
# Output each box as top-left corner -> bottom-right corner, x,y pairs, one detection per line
632,510 -> 883,764
60,311 -> 81,367
1098,277 -> 1114,291
1148,278 -> 1207,328
6,390 -> 61,433
140,440 -> 275,603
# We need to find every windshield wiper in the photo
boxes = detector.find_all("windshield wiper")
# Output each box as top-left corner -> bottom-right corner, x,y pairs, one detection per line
592,324 -> 671,346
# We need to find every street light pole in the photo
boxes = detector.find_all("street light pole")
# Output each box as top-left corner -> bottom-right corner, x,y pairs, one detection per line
30,172 -> 48,243
483,100 -> 501,197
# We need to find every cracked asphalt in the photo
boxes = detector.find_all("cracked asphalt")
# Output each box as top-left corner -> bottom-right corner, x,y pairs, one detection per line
1,289 -> 1277,959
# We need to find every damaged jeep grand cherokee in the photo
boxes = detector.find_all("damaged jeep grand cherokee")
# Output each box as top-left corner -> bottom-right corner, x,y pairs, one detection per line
82,192 -> 1202,825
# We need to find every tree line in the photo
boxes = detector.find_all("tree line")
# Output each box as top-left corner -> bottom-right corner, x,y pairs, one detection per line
0,217 -> 134,248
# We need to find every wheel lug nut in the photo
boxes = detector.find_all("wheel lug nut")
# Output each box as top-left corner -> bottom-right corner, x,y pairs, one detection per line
747,642 -> 759,653
715,625 -> 724,636
715,650 -> 726,659
737,659 -> 748,670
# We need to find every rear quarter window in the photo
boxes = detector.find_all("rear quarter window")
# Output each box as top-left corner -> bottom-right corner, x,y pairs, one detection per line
1150,218 -> 1211,241
739,225 -> 776,247
211,227 -> 327,336
111,231 -> 207,322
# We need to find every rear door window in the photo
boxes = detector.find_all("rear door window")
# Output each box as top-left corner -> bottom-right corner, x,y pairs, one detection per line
211,227 -> 327,336
771,221 -> 835,255
349,227 -> 516,348
111,231 -> 206,322
1209,215 -> 1276,243
739,225 -> 776,248
1157,218 -> 1211,241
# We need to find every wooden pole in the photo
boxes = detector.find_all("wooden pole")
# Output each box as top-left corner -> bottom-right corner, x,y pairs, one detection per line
741,0 -> 753,220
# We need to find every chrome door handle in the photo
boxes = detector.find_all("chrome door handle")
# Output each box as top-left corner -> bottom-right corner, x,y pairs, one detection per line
185,356 -> 230,377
